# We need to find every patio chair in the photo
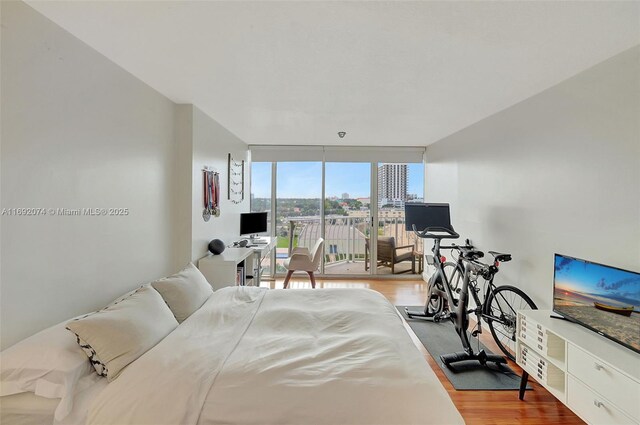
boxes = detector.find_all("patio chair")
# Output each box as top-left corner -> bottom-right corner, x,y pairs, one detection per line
365,236 -> 415,274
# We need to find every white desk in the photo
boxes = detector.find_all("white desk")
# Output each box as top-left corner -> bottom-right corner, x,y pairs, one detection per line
198,237 -> 276,290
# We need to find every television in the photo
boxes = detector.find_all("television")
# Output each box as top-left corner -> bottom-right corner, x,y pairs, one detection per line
553,253 -> 640,354
240,212 -> 268,237
404,203 -> 453,232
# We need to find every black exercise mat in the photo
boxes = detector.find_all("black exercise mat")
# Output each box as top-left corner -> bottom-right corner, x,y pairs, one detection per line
397,306 -> 530,391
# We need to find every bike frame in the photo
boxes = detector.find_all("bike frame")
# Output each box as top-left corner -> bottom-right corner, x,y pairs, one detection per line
461,258 -> 520,341
426,238 -> 460,311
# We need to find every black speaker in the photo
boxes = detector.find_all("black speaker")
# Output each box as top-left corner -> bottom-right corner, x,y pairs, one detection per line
208,239 -> 225,255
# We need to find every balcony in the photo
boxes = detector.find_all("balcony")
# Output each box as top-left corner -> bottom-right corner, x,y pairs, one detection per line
275,214 -> 423,275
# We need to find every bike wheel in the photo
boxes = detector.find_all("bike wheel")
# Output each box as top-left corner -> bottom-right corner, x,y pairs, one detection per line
485,285 -> 537,361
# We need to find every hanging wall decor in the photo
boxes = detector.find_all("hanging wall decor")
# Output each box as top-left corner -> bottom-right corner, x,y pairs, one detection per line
228,153 -> 244,204
202,167 -> 220,222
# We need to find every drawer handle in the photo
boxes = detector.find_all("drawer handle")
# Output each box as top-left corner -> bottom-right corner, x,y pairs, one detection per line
593,400 -> 604,409
594,363 -> 604,371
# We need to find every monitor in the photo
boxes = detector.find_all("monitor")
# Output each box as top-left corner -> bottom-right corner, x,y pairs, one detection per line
240,212 -> 268,237
404,203 -> 452,232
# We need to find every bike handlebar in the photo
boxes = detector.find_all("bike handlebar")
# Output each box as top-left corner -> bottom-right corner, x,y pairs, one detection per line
447,242 -> 475,251
412,225 -> 460,239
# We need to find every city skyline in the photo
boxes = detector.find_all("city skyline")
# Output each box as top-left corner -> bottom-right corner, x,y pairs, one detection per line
251,162 -> 424,199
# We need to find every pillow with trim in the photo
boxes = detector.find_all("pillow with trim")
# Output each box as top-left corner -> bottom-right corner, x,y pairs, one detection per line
66,285 -> 178,382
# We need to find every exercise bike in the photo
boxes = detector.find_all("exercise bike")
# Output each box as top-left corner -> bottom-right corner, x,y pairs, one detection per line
405,225 -> 509,368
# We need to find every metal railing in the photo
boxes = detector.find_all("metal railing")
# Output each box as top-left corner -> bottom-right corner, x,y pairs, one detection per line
276,215 -> 423,273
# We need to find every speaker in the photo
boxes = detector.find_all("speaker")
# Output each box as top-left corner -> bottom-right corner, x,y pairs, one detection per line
208,239 -> 225,255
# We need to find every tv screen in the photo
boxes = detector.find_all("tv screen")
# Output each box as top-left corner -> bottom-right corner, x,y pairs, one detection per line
404,203 -> 452,232
240,212 -> 268,236
553,254 -> 640,354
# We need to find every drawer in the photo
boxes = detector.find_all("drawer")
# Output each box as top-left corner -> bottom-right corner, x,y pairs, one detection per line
519,328 -> 548,347
567,344 -> 640,419
567,375 -> 636,425
520,344 -> 563,387
520,316 -> 545,335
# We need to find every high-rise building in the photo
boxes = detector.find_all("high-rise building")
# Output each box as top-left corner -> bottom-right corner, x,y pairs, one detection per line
378,164 -> 407,207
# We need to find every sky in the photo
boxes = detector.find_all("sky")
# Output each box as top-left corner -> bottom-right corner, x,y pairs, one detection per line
554,255 -> 640,302
250,162 -> 424,199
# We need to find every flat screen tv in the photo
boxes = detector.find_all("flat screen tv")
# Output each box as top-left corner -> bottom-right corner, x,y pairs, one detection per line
240,212 -> 268,237
553,253 -> 640,354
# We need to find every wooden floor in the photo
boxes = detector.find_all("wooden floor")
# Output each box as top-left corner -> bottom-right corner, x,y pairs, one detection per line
262,276 -> 585,425
323,259 -> 419,275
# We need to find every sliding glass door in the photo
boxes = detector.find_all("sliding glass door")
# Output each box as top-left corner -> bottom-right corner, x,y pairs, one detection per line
375,162 -> 425,276
323,162 -> 372,275
274,162 -> 322,275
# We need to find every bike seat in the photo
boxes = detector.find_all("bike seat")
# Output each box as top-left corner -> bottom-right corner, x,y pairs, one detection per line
462,248 -> 484,260
488,251 -> 511,262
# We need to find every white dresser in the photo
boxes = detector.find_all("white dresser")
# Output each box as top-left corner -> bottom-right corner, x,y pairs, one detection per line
517,310 -> 640,425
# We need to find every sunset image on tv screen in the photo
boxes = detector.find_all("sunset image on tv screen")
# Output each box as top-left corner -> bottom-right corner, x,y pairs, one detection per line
553,255 -> 640,352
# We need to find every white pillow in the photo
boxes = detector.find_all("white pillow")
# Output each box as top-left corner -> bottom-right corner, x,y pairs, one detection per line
0,318 -> 101,420
151,263 -> 213,323
66,286 -> 178,382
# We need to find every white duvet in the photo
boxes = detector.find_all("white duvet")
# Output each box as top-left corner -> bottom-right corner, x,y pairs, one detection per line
89,287 -> 464,425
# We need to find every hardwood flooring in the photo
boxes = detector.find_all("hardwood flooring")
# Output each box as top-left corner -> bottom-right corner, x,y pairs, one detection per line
263,276 -> 585,425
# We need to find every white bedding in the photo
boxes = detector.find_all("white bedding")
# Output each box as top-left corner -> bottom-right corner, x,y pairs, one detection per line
0,379 -> 107,425
89,287 -> 464,425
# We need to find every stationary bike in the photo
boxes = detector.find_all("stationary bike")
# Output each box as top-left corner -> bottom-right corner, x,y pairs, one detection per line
405,226 -> 507,368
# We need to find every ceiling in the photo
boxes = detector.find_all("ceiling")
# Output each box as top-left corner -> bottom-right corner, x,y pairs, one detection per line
26,1 -> 640,147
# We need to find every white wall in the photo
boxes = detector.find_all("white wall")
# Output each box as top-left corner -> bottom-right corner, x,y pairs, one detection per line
190,106 -> 249,261
425,46 -> 640,309
0,1 -> 248,349
174,105 -> 250,264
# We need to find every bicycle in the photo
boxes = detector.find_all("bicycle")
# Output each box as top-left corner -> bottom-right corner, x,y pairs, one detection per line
406,227 -> 537,366
443,246 -> 537,363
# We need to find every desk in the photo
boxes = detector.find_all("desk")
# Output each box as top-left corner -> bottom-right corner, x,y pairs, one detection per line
198,237 -> 276,290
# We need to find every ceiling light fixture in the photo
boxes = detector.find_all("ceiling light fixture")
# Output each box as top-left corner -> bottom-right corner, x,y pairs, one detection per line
338,131 -> 346,138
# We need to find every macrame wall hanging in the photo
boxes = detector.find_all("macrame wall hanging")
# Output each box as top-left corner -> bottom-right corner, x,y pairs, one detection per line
228,153 -> 244,204
202,167 -> 220,222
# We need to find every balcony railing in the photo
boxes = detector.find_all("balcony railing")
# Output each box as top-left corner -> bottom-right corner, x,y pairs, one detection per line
276,215 -> 423,273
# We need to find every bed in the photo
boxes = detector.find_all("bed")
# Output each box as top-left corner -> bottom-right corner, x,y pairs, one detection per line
1,265 -> 463,425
